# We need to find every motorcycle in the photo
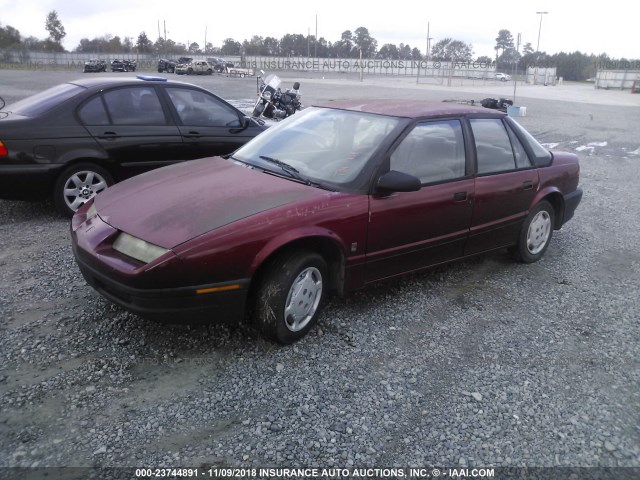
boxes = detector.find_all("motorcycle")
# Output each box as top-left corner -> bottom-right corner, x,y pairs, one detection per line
251,71 -> 302,121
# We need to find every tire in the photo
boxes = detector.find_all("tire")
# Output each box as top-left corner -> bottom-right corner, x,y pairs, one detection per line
501,77 -> 507,82
255,250 -> 328,344
53,163 -> 114,218
187,68 -> 193,75
240,73 -> 245,78
510,200 -> 555,263
207,69 -> 212,75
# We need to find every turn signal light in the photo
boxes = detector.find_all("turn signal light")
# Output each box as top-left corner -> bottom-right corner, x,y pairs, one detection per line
0,140 -> 7,157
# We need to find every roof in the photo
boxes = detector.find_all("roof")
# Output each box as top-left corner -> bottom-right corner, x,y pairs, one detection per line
67,76 -> 191,89
313,99 -> 504,118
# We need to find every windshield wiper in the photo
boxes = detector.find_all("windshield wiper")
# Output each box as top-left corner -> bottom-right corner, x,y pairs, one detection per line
259,155 -> 306,182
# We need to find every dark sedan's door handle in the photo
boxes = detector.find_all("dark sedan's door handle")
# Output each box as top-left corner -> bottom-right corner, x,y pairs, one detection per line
453,191 -> 467,202
183,131 -> 201,138
98,131 -> 119,140
522,180 -> 534,190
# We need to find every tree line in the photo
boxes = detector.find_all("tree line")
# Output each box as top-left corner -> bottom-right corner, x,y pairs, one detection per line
1,12 -> 637,81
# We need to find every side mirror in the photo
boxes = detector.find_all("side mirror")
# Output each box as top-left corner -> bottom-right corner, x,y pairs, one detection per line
376,170 -> 421,193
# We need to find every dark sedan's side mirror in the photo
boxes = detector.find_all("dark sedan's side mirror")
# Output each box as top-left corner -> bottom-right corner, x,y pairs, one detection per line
376,170 -> 421,193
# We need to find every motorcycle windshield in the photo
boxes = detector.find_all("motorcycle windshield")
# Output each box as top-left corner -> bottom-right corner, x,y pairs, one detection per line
264,74 -> 282,90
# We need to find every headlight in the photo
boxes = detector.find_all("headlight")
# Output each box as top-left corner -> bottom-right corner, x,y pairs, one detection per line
113,232 -> 169,264
263,91 -> 272,101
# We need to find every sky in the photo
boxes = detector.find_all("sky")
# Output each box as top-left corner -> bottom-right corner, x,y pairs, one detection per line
0,0 -> 637,59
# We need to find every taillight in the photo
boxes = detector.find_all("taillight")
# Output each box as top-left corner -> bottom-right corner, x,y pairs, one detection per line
0,140 -> 7,157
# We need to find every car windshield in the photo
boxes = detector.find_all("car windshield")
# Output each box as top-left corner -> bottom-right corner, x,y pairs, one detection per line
9,83 -> 85,117
234,107 -> 400,188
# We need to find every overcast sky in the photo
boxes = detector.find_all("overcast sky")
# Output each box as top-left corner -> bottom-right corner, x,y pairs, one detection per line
0,0 -> 636,59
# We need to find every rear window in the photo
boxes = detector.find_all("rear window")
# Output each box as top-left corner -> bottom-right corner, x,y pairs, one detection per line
8,83 -> 85,117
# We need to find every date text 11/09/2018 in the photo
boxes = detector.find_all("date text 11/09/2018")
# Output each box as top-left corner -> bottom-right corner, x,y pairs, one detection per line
134,467 -> 496,478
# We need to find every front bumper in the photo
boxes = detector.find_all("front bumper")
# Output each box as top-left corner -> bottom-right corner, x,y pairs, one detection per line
73,242 -> 249,324
562,187 -> 583,226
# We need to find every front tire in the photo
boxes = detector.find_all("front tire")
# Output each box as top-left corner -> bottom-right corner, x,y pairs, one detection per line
54,163 -> 113,218
255,251 -> 328,344
510,200 -> 554,263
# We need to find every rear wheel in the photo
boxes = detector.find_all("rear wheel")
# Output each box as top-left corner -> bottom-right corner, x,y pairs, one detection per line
510,200 -> 555,263
255,250 -> 328,344
54,163 -> 113,218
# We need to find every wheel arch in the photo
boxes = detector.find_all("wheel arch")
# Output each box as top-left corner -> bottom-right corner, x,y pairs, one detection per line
531,187 -> 564,229
247,234 -> 347,308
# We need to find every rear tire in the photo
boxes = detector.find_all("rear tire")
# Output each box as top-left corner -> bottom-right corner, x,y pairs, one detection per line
510,201 -> 555,263
255,251 -> 328,344
54,163 -> 114,218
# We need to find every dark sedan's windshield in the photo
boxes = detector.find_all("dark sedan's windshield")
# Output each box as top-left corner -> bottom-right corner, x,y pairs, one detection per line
234,107 -> 400,188
9,83 -> 85,117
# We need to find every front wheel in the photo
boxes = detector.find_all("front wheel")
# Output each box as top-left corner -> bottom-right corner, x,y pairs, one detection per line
510,200 -> 555,263
54,163 -> 114,218
255,251 -> 328,344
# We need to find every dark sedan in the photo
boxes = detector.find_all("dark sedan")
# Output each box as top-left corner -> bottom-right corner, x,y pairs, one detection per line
0,76 -> 266,216
71,100 -> 582,344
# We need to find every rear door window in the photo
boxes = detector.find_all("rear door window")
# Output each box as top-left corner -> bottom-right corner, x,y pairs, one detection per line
470,118 -> 517,174
78,96 -> 110,125
102,87 -> 167,125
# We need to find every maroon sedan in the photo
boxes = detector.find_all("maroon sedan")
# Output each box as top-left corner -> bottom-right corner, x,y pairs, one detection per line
71,100 -> 582,344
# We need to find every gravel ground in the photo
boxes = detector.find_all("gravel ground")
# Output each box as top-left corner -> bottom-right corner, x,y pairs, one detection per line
0,70 -> 639,474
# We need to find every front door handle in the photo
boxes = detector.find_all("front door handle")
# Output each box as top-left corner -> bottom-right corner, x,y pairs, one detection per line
522,180 -> 534,190
454,191 -> 467,202
183,131 -> 201,138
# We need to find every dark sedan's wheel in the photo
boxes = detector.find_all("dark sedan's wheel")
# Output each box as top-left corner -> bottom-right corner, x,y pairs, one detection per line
255,250 -> 328,344
510,200 -> 554,263
54,163 -> 113,218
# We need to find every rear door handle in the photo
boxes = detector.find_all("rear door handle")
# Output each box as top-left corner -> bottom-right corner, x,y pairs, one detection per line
522,180 -> 534,190
98,131 -> 119,140
183,131 -> 201,138
454,191 -> 467,202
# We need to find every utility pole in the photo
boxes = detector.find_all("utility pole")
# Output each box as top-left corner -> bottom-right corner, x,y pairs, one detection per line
535,11 -> 548,85
513,32 -> 521,104
314,14 -> 318,58
417,21 -> 430,84
536,11 -> 548,52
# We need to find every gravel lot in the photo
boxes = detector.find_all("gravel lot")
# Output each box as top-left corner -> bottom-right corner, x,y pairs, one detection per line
1,70 -> 639,474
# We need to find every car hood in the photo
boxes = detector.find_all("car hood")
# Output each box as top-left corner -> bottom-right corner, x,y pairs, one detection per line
95,157 -> 324,249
